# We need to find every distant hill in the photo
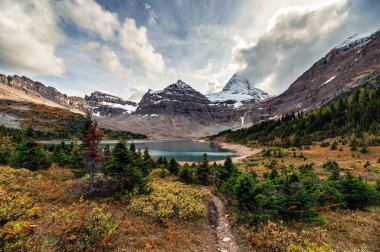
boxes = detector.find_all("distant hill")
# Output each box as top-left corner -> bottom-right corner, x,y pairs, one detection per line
0,100 -> 146,140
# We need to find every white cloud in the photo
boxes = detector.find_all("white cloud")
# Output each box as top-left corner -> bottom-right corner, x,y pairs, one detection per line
86,41 -> 101,50
97,46 -> 133,77
58,0 -> 120,41
0,0 -> 65,76
119,18 -> 165,74
129,86 -> 149,102
59,0 -> 165,75
144,3 -> 158,25
234,1 -> 349,94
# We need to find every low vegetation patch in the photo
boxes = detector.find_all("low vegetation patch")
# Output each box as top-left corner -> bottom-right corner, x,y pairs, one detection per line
128,180 -> 210,221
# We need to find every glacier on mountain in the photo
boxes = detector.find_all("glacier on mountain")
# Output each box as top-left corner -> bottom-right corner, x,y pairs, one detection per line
206,74 -> 269,106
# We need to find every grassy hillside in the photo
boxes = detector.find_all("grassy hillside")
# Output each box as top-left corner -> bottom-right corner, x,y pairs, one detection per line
211,77 -> 380,147
0,100 -> 146,140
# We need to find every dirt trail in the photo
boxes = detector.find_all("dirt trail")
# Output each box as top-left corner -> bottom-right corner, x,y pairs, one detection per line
208,194 -> 239,252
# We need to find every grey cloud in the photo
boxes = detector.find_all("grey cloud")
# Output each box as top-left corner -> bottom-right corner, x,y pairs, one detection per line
235,0 -> 380,94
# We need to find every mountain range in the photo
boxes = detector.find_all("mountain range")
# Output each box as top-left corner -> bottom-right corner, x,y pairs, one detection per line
0,30 -> 379,138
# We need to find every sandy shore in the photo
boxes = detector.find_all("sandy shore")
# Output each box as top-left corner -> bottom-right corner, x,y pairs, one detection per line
211,141 -> 261,164
185,139 -> 261,165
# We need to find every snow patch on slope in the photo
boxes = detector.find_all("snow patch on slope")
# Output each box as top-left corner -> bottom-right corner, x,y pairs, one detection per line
335,32 -> 374,50
100,102 -> 137,113
320,76 -> 336,87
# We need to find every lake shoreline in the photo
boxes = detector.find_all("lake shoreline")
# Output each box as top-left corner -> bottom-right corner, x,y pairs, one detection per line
40,138 -> 260,164
193,139 -> 261,165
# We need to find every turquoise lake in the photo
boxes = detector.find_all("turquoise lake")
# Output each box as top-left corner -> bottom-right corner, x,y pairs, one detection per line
46,139 -> 235,162
104,139 -> 235,162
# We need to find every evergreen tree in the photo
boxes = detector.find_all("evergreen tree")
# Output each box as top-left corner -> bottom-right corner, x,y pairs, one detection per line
162,157 -> 168,167
82,121 -> 103,192
168,157 -> 179,175
129,142 -> 137,157
178,163 -> 195,184
107,141 -> 149,193
80,110 -> 93,142
141,148 -> 153,175
143,147 -> 150,160
10,138 -> 51,171
217,156 -> 237,183
103,144 -> 112,160
50,144 -> 68,166
340,172 -> 376,209
195,153 -> 211,185
157,156 -> 163,167
68,145 -> 83,169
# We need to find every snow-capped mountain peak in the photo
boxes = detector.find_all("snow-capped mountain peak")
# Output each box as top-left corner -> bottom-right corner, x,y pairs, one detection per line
334,31 -> 374,50
174,79 -> 189,89
206,74 -> 270,106
222,74 -> 251,93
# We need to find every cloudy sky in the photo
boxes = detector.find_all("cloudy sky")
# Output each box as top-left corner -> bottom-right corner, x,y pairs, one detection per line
0,0 -> 379,101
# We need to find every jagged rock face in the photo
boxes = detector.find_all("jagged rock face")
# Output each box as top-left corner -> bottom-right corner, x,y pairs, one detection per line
125,79 -> 267,136
207,74 -> 270,105
0,74 -> 87,113
254,29 -> 380,117
85,91 -> 137,117
126,30 -> 380,138
136,80 -> 212,116
85,91 -> 136,107
0,75 -> 137,118
135,80 -> 246,126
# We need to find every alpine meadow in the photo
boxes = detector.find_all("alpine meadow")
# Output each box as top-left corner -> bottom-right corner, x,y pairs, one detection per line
0,0 -> 379,251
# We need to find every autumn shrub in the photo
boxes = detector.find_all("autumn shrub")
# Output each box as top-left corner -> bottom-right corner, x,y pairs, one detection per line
286,241 -> 333,252
0,166 -> 34,186
158,167 -> 170,178
128,181 -> 210,221
0,187 -> 35,250
48,199 -> 118,250
246,221 -> 302,250
0,187 -> 33,226
245,221 -> 334,251
0,220 -> 35,250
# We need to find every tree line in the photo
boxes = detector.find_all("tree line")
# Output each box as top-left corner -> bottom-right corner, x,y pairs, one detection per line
213,79 -> 380,147
168,154 -> 380,225
0,112 -> 152,196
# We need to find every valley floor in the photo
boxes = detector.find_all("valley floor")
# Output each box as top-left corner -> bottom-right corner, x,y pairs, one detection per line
1,138 -> 379,251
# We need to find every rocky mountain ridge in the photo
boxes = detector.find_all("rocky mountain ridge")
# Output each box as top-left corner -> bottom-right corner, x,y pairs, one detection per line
85,91 -> 137,107
1,29 -> 379,138
121,29 -> 380,138
0,74 -> 86,113
0,75 -> 136,117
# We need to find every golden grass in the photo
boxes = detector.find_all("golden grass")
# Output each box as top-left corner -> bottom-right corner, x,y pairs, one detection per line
229,139 -> 380,251
0,166 -> 217,251
241,141 -> 380,183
